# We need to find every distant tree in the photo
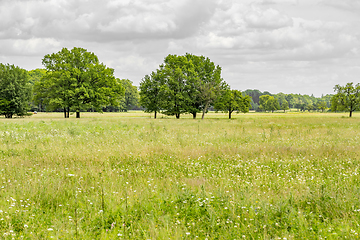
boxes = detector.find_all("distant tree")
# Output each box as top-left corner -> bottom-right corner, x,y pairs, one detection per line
306,104 -> 313,112
28,69 -> 46,111
214,88 -> 251,119
118,79 -> 139,112
0,64 -> 32,118
332,82 -> 360,117
316,101 -> 327,112
28,69 -> 46,85
259,95 -> 271,112
267,97 -> 280,113
259,95 -> 279,112
280,99 -> 289,112
35,47 -> 124,118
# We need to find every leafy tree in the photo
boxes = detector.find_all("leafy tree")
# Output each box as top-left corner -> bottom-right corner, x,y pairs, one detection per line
0,64 -> 32,118
184,53 -> 224,119
306,104 -> 314,112
140,53 -> 225,119
139,70 -> 165,119
28,69 -> 46,111
259,95 -> 279,112
160,54 -> 195,119
34,47 -> 124,118
267,97 -> 280,113
214,88 -> 251,119
332,82 -> 360,117
259,95 -> 271,112
118,79 -> 139,112
280,100 -> 289,112
316,101 -> 327,112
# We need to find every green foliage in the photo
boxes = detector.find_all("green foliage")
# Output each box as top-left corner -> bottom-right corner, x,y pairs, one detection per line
0,63 -> 32,118
34,47 -> 124,118
28,69 -> 46,85
259,95 -> 280,112
118,79 -> 139,112
139,70 -> 164,119
140,53 -> 225,119
332,82 -> 360,117
280,99 -> 289,112
316,101 -> 327,112
214,88 -> 251,119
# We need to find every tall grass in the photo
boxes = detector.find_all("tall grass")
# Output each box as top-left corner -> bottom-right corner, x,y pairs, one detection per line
0,112 -> 359,239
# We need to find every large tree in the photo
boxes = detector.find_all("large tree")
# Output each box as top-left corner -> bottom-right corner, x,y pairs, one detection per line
34,47 -> 124,118
140,53 -> 225,119
0,64 -> 32,118
184,53 -> 224,119
332,82 -> 360,117
214,88 -> 251,119
139,70 -> 165,119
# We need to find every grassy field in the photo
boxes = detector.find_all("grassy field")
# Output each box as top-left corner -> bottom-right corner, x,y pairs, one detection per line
0,112 -> 360,239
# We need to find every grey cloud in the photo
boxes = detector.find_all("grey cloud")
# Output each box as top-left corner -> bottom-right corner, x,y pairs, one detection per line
0,0 -> 219,43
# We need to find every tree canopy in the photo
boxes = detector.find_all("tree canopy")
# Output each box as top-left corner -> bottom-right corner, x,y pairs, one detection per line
214,88 -> 251,119
140,53 -> 225,119
34,47 -> 124,118
332,82 -> 360,117
0,64 -> 32,118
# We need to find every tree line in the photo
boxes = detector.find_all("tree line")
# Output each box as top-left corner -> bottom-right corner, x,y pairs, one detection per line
0,47 -> 359,118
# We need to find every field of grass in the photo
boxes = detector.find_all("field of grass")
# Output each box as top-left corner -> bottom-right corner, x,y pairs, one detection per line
1,112 -> 360,239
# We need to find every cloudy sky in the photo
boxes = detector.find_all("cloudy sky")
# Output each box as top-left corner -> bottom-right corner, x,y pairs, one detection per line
1,0 -> 360,96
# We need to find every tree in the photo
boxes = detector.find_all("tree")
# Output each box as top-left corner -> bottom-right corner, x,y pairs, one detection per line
118,79 -> 139,112
280,100 -> 289,113
214,88 -> 251,119
0,64 -> 32,118
184,53 -> 224,119
259,95 -> 279,112
140,53 -> 225,119
259,95 -> 270,112
34,47 -> 124,118
332,82 -> 360,117
316,101 -> 327,112
139,70 -> 164,119
28,69 -> 46,111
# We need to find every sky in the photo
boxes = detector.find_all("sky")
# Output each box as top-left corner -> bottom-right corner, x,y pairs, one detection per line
1,0 -> 360,96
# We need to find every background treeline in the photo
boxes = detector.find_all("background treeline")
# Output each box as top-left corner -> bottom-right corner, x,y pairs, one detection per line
6,67 -> 334,116
28,67 -> 333,114
245,89 -> 333,112
1,48 -> 355,118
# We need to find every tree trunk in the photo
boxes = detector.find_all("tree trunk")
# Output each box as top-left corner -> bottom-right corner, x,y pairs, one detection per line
76,111 -> 80,118
229,111 -> 232,119
202,102 -> 209,120
67,107 -> 70,118
176,113 -> 180,119
64,108 -> 67,118
192,112 -> 197,119
350,110 -> 353,117
154,111 -> 157,119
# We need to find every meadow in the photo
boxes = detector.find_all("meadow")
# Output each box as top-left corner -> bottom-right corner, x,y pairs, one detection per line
0,111 -> 360,239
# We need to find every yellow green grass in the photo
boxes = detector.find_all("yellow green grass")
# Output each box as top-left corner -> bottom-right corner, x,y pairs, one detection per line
1,112 -> 360,239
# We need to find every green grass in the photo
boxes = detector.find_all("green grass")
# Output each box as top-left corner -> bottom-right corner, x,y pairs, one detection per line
1,112 -> 360,239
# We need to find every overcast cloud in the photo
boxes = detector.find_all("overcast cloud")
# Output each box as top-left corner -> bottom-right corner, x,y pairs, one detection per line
1,0 -> 360,96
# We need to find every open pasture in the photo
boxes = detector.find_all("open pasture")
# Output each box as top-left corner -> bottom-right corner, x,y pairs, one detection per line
1,112 -> 360,239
